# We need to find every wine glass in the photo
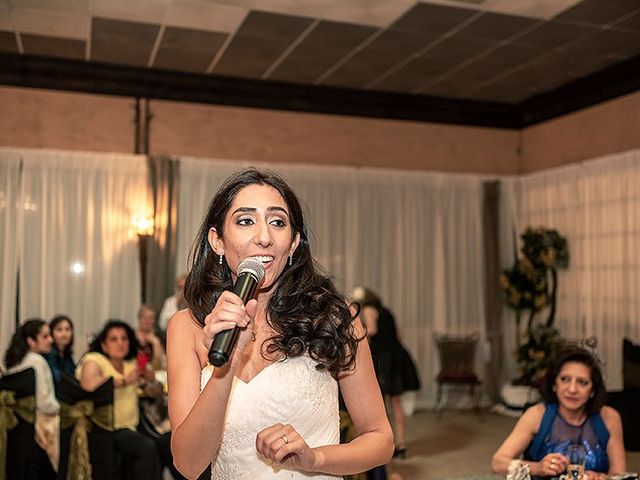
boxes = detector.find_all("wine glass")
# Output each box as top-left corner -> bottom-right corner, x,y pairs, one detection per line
565,444 -> 586,480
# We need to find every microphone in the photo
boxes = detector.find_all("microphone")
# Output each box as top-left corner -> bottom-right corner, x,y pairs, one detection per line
208,257 -> 265,367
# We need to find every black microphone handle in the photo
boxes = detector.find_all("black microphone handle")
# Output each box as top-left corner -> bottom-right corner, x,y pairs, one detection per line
208,272 -> 260,367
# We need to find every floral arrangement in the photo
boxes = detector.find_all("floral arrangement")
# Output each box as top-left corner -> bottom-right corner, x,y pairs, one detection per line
500,227 -> 569,385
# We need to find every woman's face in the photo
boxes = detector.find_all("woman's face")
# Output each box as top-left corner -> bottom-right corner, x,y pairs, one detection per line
52,319 -> 73,350
209,184 -> 300,293
28,325 -> 53,354
554,361 -> 593,412
101,327 -> 130,361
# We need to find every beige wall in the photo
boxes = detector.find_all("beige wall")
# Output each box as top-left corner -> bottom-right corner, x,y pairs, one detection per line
2,85 -> 639,174
520,91 -> 640,173
0,86 -> 519,174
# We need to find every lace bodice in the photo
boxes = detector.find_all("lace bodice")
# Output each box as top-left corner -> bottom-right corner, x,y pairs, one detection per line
200,355 -> 342,479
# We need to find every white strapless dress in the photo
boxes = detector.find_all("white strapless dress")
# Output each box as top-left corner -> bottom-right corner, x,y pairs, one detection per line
200,355 -> 342,480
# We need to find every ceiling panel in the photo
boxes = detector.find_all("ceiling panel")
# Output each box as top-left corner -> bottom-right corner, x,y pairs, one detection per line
0,31 -> 17,53
456,11 -> 539,41
21,33 -> 85,60
554,0 -> 640,26
321,29 -> 440,88
154,27 -> 227,73
269,20 -> 376,83
1,0 -> 639,128
91,18 -> 160,67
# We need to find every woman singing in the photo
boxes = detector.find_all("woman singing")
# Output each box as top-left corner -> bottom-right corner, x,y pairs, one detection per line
168,168 -> 393,479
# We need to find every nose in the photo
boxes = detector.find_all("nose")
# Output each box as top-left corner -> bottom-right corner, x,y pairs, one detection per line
568,380 -> 578,392
255,219 -> 273,247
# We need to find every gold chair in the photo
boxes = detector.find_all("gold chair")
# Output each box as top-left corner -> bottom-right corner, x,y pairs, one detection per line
0,368 -> 36,480
57,374 -> 115,480
433,333 -> 482,418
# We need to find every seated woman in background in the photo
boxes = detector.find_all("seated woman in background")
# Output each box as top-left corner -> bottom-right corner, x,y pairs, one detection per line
4,319 -> 60,479
44,314 -> 76,391
76,319 -> 163,480
135,304 -> 165,370
492,348 -> 626,480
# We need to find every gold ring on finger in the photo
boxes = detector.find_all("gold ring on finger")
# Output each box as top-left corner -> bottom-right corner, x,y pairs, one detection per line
282,435 -> 289,444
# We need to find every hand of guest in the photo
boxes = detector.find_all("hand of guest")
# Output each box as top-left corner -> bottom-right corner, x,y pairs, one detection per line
202,291 -> 258,363
256,423 -> 316,472
535,453 -> 567,477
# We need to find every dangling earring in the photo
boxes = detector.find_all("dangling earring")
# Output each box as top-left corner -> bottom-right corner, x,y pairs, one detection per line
219,253 -> 224,265
288,255 -> 293,266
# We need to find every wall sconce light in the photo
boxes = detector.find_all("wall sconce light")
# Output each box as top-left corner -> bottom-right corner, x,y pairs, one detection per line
133,215 -> 154,303
134,216 -> 155,236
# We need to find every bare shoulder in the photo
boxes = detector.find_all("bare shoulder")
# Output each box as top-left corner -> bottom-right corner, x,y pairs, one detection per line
600,405 -> 622,425
167,309 -> 208,366
519,403 -> 546,428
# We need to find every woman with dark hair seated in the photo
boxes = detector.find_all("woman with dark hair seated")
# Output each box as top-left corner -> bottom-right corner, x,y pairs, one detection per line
4,319 -> 60,479
44,314 -> 76,391
76,320 -> 163,480
492,348 -> 626,480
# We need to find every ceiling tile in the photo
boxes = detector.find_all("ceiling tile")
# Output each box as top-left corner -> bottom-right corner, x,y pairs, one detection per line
0,31 -> 18,53
21,33 -> 85,60
166,1 -> 247,33
480,0 -> 583,20
375,56 -> 451,92
451,44 -> 540,84
554,0 -> 640,26
235,10 -> 314,39
93,0 -> 169,25
322,29 -> 439,88
154,27 -> 227,72
13,9 -> 88,40
0,6 -> 13,31
322,0 -> 415,28
270,20 -> 376,83
511,19 -> 598,50
243,0 -> 335,20
456,11 -> 539,41
91,17 -> 160,67
612,10 -> 640,32
392,2 -> 477,35
213,33 -> 295,77
571,28 -> 640,60
11,0 -> 89,15
418,76 -> 476,98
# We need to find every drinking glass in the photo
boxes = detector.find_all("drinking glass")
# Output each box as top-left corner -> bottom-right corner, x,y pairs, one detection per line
565,444 -> 586,480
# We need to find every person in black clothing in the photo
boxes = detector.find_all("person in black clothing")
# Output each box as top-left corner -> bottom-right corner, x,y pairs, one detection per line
353,287 -> 421,458
44,314 -> 76,391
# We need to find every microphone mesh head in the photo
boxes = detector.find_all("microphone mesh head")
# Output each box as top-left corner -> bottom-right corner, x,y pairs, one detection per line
237,257 -> 266,282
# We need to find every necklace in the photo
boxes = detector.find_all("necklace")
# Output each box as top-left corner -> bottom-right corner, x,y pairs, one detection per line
251,331 -> 256,342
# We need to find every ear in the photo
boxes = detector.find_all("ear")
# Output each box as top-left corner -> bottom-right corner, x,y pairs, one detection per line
290,232 -> 301,257
26,337 -> 36,351
208,228 -> 224,256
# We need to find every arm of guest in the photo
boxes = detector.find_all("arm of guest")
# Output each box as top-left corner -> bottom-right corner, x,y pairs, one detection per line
491,403 -> 548,476
602,405 -> 626,474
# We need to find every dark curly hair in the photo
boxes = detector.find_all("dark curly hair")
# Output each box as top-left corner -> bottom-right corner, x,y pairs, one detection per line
184,168 -> 359,375
4,319 -> 47,369
89,320 -> 138,361
49,314 -> 74,359
540,347 -> 606,417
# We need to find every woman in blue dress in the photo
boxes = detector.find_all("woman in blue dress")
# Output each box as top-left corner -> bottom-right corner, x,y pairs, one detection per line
492,348 -> 626,480
44,315 -> 76,391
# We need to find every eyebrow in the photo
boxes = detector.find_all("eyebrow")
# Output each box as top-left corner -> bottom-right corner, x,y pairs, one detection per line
231,206 -> 289,216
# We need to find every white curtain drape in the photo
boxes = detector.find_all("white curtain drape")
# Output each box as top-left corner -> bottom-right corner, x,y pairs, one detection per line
501,149 -> 640,389
0,148 -> 150,360
0,151 -> 21,356
177,157 -> 488,408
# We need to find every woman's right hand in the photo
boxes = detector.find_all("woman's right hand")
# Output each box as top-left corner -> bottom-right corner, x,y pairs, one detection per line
535,453 -> 567,477
201,291 -> 258,363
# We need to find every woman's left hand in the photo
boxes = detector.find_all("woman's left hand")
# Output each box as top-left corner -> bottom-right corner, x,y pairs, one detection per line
256,423 -> 316,472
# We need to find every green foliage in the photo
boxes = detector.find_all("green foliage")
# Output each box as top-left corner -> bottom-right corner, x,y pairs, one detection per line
500,227 -> 569,385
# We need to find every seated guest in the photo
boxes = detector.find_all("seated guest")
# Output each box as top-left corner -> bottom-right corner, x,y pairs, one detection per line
44,314 -> 76,391
76,320 -> 162,480
492,348 -> 626,480
4,319 -> 60,479
158,274 -> 186,331
135,305 -> 165,370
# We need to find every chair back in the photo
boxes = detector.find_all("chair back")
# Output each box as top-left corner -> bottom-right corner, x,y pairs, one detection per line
434,333 -> 480,382
0,368 -> 36,480
57,374 -> 116,480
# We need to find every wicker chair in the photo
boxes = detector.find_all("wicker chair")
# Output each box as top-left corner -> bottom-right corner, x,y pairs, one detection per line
433,332 -> 482,418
